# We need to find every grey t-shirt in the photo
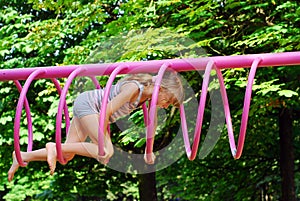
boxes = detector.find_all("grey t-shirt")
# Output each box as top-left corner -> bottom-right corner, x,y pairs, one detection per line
73,80 -> 144,123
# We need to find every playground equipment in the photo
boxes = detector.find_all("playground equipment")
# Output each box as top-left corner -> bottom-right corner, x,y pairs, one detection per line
0,51 -> 299,166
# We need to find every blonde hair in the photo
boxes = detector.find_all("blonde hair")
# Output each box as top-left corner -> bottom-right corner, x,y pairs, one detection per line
122,71 -> 184,107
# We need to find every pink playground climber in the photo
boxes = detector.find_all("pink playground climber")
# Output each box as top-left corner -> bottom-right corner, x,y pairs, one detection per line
0,51 -> 299,167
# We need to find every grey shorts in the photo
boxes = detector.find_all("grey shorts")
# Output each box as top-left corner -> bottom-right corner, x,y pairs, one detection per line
73,91 -> 99,118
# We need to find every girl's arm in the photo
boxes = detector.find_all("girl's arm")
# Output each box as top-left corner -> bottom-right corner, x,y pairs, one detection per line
99,83 -> 140,160
104,82 -> 140,130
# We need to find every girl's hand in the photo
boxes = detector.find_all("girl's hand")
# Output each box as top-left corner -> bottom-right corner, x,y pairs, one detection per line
97,149 -> 113,165
144,152 -> 156,164
97,134 -> 114,165
97,152 -> 111,165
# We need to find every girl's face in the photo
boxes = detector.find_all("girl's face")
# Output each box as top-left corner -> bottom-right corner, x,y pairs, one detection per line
157,89 -> 172,109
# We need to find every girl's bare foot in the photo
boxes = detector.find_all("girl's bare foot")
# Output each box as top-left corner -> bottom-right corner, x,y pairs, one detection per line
46,142 -> 57,175
8,152 -> 27,182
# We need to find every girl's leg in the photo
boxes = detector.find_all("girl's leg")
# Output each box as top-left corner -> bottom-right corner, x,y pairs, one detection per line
46,114 -> 114,174
8,118 -> 86,181
59,117 -> 88,163
8,149 -> 48,182
46,141 -> 112,175
46,142 -> 99,175
46,117 -> 88,174
78,114 -> 114,160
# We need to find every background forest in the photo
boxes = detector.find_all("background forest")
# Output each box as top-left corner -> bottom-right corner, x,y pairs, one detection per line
0,0 -> 299,200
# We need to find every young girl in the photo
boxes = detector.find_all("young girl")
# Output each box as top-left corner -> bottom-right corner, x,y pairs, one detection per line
8,71 -> 184,182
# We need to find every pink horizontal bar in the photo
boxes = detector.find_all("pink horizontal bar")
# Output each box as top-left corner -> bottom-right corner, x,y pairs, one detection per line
0,52 -> 299,81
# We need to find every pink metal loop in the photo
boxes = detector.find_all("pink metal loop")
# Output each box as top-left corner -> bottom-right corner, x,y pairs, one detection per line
13,81 -> 33,152
180,60 -> 214,160
89,76 -> 101,89
142,103 -> 148,127
51,78 -> 71,133
13,69 -> 46,166
145,63 -> 170,161
235,58 -> 261,158
55,67 -> 87,164
215,70 -> 236,156
216,57 -> 262,159
98,65 -> 128,156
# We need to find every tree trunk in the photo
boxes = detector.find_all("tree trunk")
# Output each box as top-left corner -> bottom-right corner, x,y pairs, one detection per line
138,172 -> 158,201
279,107 -> 296,201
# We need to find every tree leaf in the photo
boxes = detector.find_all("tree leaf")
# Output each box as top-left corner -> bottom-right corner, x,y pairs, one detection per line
278,89 -> 298,98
